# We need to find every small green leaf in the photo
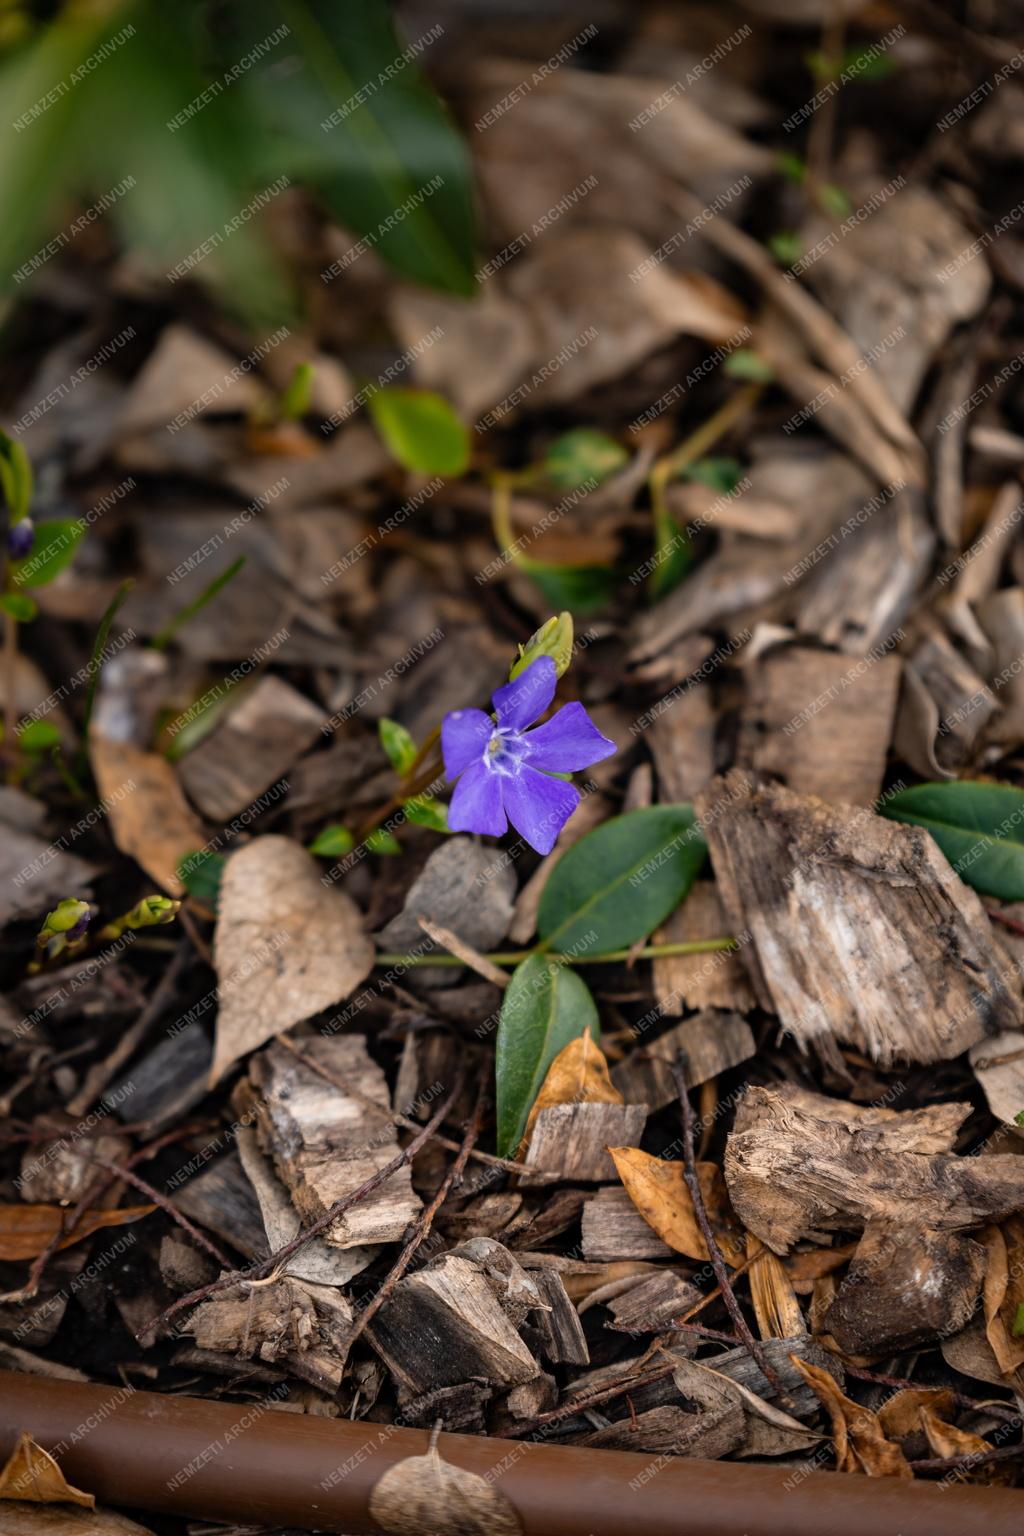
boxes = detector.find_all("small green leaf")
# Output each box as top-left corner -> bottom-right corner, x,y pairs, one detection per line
404,795 -> 449,831
150,556 -> 246,652
18,719 -> 61,753
682,457 -> 745,495
842,44 -> 897,81
495,954 -> 599,1156
541,429 -> 627,491
777,151 -> 807,184
309,824 -> 355,858
510,612 -> 574,682
1016,1109 -> 1024,1128
724,348 -> 775,383
0,591 -> 36,621
769,231 -> 802,267
525,562 -> 616,614
368,388 -> 469,476
648,505 -> 691,600
819,182 -> 852,219
177,848 -> 225,909
0,430 -> 33,524
882,782 -> 1024,900
366,826 -> 401,855
379,717 -> 417,775
12,518 -> 83,586
1012,1302 -> 1024,1339
279,361 -> 315,422
538,805 -> 707,958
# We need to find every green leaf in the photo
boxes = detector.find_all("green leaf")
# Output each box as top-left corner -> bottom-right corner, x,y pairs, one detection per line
881,781 -> 1024,901
1012,1302 -> 1024,1339
842,44 -> 898,81
309,824 -> 355,857
769,231 -> 802,267
12,519 -> 83,586
368,388 -> 469,476
723,348 -> 775,383
495,954 -> 599,1156
0,591 -> 36,621
538,805 -> 707,958
682,457 -> 745,495
541,429 -> 627,491
18,719 -> 61,753
648,505 -> 691,600
525,562 -> 616,614
366,826 -> 401,855
150,556 -> 246,652
777,151 -> 807,184
0,430 -> 33,524
404,794 -> 449,831
379,717 -> 417,774
819,182 -> 852,219
279,361 -> 315,422
177,848 -> 225,909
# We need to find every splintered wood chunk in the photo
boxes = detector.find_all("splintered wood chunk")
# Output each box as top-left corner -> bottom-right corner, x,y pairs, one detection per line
726,1084 -> 1024,1254
188,1276 -> 352,1394
250,1037 -> 420,1248
737,644 -> 900,806
174,1150 -> 268,1259
704,1335 -> 844,1419
398,1381 -> 493,1434
613,1010 -> 755,1110
695,770 -> 1023,1065
651,883 -> 756,1014
527,1269 -> 589,1366
605,1271 -> 703,1334
519,1102 -> 648,1184
581,1187 -> 674,1262
179,674 -> 325,822
365,1254 -> 541,1392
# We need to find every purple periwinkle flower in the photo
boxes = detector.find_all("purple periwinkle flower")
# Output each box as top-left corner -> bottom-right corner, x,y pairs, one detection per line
7,518 -> 33,560
442,657 -> 615,855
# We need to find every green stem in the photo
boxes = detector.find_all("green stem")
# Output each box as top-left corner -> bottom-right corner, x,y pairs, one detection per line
373,937 -> 737,969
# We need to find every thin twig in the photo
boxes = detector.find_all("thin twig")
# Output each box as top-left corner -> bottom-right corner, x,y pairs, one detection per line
87,1156 -> 233,1269
340,1081 -> 485,1358
142,1071 -> 464,1341
673,1051 -> 796,1411
908,1442 -> 1024,1474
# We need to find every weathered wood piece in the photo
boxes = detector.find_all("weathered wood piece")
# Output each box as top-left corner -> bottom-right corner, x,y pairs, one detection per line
895,628 -> 996,778
970,1030 -> 1024,1135
613,1010 -> 755,1111
581,1187 -> 675,1262
527,1269 -> 590,1366
519,1102 -> 648,1184
173,1149 -> 268,1259
696,769 -> 1023,1065
605,1271 -> 703,1334
737,644 -> 900,806
398,1381 -> 493,1434
651,883 -> 756,1014
107,1020 -> 211,1131
249,1037 -> 421,1248
726,1084 -> 1024,1253
179,674 -> 325,822
691,1335 -> 843,1419
187,1275 -> 353,1394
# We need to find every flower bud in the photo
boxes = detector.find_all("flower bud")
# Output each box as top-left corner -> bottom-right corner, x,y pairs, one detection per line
509,612 -> 574,682
37,898 -> 91,947
7,517 -> 33,560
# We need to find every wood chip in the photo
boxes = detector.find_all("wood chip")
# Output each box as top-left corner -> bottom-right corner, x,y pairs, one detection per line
613,1009 -> 756,1110
696,769 -> 1023,1066
580,1187 -> 675,1262
650,884 -> 756,1014
604,1270 -> 703,1334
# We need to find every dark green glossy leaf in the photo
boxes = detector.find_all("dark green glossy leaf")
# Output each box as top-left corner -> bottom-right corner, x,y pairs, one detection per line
495,954 -> 599,1156
881,781 -> 1024,901
13,519 -> 83,587
538,805 -> 707,957
368,388 -> 469,476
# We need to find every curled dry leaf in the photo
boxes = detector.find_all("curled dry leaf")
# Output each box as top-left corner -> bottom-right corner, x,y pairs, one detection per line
0,1432 -> 94,1508
0,1203 -> 155,1261
790,1357 -> 912,1479
368,1443 -> 522,1536
917,1404 -> 1014,1484
210,836 -> 374,1084
745,1234 -> 805,1341
518,1026 -> 622,1157
981,1218 -> 1024,1378
877,1387 -> 956,1441
608,1146 -> 743,1265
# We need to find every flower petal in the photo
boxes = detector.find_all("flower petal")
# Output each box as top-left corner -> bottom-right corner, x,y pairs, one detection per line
447,760 -> 508,837
523,702 -> 616,773
492,656 -> 557,732
502,764 -> 579,855
442,708 -> 493,779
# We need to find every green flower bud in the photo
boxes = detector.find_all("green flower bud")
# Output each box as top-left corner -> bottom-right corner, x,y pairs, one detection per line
99,895 -> 181,943
509,612 -> 574,682
37,899 -> 91,947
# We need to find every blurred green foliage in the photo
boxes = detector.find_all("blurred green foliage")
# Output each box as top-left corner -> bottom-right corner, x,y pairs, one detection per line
0,0 -> 476,322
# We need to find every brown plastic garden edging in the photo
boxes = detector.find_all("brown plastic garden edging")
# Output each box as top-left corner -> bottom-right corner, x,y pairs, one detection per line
0,1370 -> 1022,1536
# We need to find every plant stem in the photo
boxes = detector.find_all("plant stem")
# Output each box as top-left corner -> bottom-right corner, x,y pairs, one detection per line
373,936 -> 737,968
2,607 -> 16,774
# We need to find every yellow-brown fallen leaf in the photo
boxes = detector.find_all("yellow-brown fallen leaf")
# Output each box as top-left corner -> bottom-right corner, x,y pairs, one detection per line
369,1440 -> 521,1536
519,1026 -> 622,1157
790,1357 -> 912,1478
89,737 -> 204,896
877,1387 -> 955,1440
608,1146 -> 744,1266
0,1433 -> 94,1508
0,1203 -> 155,1261
918,1403 -> 1014,1485
785,1242 -> 858,1287
981,1217 -> 1024,1378
746,1234 -> 804,1340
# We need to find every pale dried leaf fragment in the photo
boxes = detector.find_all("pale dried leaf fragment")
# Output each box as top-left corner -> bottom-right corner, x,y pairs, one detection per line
918,1403 -> 1012,1483
981,1218 -> 1024,1378
89,737 -> 204,896
746,1234 -> 805,1341
790,1358 -> 912,1479
0,1203 -> 155,1262
877,1387 -> 955,1440
210,836 -> 374,1084
369,1442 -> 522,1536
519,1027 -> 622,1156
0,1433 -> 94,1508
609,1146 -> 743,1265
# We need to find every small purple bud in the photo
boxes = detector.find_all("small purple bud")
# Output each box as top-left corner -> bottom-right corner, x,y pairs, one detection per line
7,519 -> 33,560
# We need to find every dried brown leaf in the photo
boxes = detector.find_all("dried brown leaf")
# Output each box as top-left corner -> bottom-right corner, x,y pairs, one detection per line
0,1203 -> 155,1261
877,1388 -> 956,1441
981,1217 -> 1024,1378
369,1443 -> 522,1536
609,1147 -> 743,1265
210,836 -> 374,1084
519,1026 -> 622,1157
89,736 -> 205,896
790,1357 -> 912,1479
0,1432 -> 94,1508
746,1234 -> 805,1340
918,1403 -> 1013,1484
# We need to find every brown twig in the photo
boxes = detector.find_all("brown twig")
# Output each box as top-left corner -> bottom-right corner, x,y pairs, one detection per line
141,1071 -> 464,1341
673,1052 -> 795,1411
86,1156 -> 232,1269
340,1080 -> 485,1358
908,1443 -> 1024,1474
986,906 -> 1024,938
